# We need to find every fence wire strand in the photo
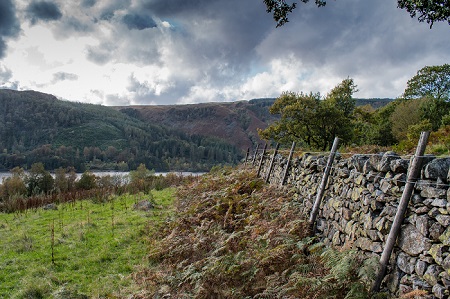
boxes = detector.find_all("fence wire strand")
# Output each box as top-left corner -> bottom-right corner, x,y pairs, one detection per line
251,153 -> 450,189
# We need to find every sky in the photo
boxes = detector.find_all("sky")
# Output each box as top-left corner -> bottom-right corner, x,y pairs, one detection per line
0,0 -> 449,106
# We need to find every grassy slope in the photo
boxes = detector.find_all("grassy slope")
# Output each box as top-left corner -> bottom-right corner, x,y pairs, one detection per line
0,189 -> 174,298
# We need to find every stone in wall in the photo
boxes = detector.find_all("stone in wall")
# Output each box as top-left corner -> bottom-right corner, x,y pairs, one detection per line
377,151 -> 401,173
432,284 -> 448,299
424,264 -> 444,286
429,222 -> 445,241
350,154 -> 369,172
398,252 -> 416,274
416,260 -> 428,276
391,158 -> 409,174
399,224 -> 432,256
440,226 -> 450,246
423,158 -> 450,182
421,187 -> 447,199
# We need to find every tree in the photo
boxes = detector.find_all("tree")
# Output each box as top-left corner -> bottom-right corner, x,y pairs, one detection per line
54,167 -> 69,193
264,0 -> 325,27
366,101 -> 397,146
258,91 -> 322,147
403,64 -> 450,130
76,171 -> 97,190
389,99 -> 423,141
419,97 -> 450,130
403,64 -> 450,101
0,167 -> 27,200
129,163 -> 154,193
26,162 -> 54,195
259,78 -> 358,150
397,0 -> 450,27
264,0 -> 450,27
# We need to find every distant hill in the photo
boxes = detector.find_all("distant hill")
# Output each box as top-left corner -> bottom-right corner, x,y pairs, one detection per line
354,98 -> 394,109
0,90 -> 244,172
114,97 -> 393,152
114,98 -> 279,153
0,89 -> 393,172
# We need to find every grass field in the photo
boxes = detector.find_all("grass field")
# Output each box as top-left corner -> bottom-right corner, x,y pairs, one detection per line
0,189 -> 175,299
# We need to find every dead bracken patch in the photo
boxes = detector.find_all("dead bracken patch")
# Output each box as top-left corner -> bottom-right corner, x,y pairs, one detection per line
134,166 -> 378,299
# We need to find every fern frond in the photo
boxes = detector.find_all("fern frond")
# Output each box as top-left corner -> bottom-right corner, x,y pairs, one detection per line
358,255 -> 379,283
344,282 -> 369,299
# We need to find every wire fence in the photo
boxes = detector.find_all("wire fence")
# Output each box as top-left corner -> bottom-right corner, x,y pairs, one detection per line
248,133 -> 450,294
247,142 -> 450,189
252,147 -> 450,160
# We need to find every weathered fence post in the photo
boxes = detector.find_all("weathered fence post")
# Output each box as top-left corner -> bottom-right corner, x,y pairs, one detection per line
281,141 -> 296,187
309,137 -> 340,234
372,131 -> 430,293
244,147 -> 250,166
257,143 -> 267,177
252,143 -> 260,166
265,143 -> 280,183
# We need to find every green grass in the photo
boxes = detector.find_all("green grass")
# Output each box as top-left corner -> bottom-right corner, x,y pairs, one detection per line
0,189 -> 175,299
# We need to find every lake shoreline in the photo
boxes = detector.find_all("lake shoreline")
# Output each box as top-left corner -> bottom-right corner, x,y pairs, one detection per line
0,171 -> 206,182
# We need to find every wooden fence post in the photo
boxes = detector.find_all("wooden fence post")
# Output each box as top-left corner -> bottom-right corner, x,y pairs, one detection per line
309,137 -> 340,234
265,143 -> 280,183
281,141 -> 296,187
372,131 -> 430,293
244,148 -> 250,166
252,143 -> 260,166
257,143 -> 267,177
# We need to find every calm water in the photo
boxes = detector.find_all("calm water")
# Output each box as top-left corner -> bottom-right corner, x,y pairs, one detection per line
0,171 -> 204,182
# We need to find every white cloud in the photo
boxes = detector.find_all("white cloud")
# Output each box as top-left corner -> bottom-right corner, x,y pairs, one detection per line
1,0 -> 449,105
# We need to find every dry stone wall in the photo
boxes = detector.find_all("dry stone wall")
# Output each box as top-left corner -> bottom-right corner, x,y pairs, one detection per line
255,151 -> 450,298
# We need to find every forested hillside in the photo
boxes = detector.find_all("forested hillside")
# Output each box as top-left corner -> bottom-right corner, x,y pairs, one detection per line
0,88 -> 396,172
115,98 -> 279,152
0,89 -> 242,172
115,98 -> 392,152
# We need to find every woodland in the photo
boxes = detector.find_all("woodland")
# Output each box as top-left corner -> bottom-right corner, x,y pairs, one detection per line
0,90 -> 242,172
260,64 -> 450,154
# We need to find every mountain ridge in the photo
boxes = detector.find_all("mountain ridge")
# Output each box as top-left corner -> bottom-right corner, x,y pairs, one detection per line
0,89 -> 393,171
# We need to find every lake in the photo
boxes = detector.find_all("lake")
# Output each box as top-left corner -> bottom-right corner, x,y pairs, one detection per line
0,171 -> 205,182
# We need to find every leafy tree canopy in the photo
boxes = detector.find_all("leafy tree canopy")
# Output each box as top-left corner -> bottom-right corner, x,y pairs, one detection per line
263,0 -> 325,27
264,0 -> 450,27
403,64 -> 450,101
259,78 -> 357,150
397,0 -> 450,27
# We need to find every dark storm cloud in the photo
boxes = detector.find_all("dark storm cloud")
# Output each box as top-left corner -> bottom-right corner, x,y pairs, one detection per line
82,0 -> 97,8
0,65 -> 13,82
86,43 -> 115,65
0,0 -> 20,59
135,0 -> 450,100
122,13 -> 157,30
52,72 -> 78,83
0,64 -> 19,90
141,0 -> 221,17
99,0 -> 131,21
26,1 -> 63,25
60,16 -> 92,33
255,0 -> 450,78
138,0 -> 274,86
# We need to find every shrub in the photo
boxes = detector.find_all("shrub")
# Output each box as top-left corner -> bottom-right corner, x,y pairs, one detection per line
76,171 -> 97,190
